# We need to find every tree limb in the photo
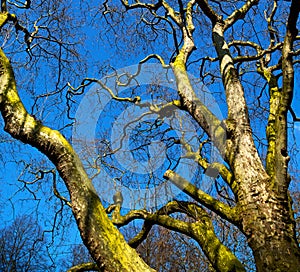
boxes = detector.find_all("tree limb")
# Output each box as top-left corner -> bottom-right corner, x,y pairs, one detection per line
180,138 -> 238,195
0,47 -> 154,272
163,170 -> 238,224
129,222 -> 153,248
67,262 -> 100,272
195,0 -> 222,25
224,0 -> 259,30
109,199 -> 245,272
272,0 -> 300,191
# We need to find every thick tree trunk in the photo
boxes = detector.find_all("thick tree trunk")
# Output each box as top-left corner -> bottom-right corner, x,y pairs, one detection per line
211,18 -> 300,272
239,188 -> 300,272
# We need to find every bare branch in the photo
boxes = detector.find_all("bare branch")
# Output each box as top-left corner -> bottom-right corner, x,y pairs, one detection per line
108,199 -> 245,271
289,106 -> 300,122
231,43 -> 282,64
67,262 -> 100,272
163,170 -> 238,224
107,201 -> 192,227
161,0 -> 182,26
291,48 -> 300,56
195,0 -> 222,25
121,0 -> 162,11
264,0 -> 279,50
128,222 -> 153,248
52,170 -> 72,208
224,0 -> 259,30
271,0 -> 300,189
7,0 -> 31,9
140,54 -> 170,68
180,138 -> 237,194
1,0 -> 6,12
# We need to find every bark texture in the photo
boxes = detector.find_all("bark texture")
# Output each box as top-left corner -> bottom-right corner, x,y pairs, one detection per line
171,1 -> 300,271
209,9 -> 300,272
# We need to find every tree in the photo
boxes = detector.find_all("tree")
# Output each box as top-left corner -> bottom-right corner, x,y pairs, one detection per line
63,244 -> 99,272
0,216 -> 50,271
133,225 -> 212,271
0,0 -> 300,271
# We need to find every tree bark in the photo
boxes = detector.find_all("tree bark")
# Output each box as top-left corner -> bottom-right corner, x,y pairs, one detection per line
0,45 -> 154,272
211,18 -> 300,272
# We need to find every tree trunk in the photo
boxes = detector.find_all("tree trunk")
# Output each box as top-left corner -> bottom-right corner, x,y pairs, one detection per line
211,18 -> 300,272
238,176 -> 300,272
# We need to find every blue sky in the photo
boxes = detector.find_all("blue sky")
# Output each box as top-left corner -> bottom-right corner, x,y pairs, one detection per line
0,0 -> 299,270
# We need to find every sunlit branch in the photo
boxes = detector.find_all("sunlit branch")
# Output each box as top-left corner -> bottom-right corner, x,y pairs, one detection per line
282,0 -> 300,118
161,0 -> 182,26
186,0 -> 196,33
228,40 -> 261,51
171,41 -> 225,152
263,0 -> 300,190
268,62 -> 281,72
179,138 -> 237,194
121,0 -> 162,11
224,0 -> 259,30
93,78 -> 141,102
228,36 -> 283,66
68,78 -> 141,103
291,48 -> 300,56
110,198 -> 245,272
232,43 -> 282,64
211,27 -> 249,126
104,55 -> 169,88
107,201 -> 197,239
172,65 -> 225,147
185,203 -> 246,272
107,198 -> 244,271
264,0 -> 279,52
67,262 -> 99,272
107,200 -> 188,227
149,99 -> 182,115
256,66 -> 279,177
163,170 -> 238,224
7,0 -> 31,9
140,54 -> 170,68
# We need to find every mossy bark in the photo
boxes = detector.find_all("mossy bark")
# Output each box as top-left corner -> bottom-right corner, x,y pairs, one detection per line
0,47 -> 154,272
212,19 -> 300,272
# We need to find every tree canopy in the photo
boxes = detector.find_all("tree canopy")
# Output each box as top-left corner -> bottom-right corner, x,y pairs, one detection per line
0,0 -> 300,271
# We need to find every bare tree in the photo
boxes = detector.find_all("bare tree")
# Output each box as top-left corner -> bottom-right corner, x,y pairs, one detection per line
133,225 -> 211,271
0,0 -> 300,271
0,216 -> 50,271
